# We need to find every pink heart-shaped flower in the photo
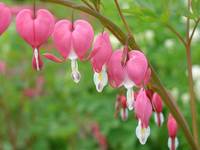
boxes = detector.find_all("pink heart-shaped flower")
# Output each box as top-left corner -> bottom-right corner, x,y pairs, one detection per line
16,9 -> 55,71
16,9 -> 55,48
0,3 -> 12,35
52,19 -> 94,60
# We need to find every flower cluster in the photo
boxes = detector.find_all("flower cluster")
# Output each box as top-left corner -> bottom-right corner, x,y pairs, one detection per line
0,2 -> 179,149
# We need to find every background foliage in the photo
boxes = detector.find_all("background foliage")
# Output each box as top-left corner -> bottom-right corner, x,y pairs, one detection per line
0,0 -> 200,149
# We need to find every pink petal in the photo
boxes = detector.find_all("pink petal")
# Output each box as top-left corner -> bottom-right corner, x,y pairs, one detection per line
152,93 -> 163,113
52,20 -> 72,59
72,20 -> 94,59
0,3 -> 12,35
107,50 -> 125,88
43,53 -> 64,63
126,50 -> 148,85
90,32 -> 112,72
135,89 -> 152,128
167,114 -> 178,138
34,9 -> 55,47
16,9 -> 55,48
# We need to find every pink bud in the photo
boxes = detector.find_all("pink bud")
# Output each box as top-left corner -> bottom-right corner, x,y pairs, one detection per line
120,95 -> 128,121
114,95 -> 128,121
167,114 -> 178,150
145,89 -> 154,101
0,3 -> 12,35
167,114 -> 178,138
16,9 -> 55,71
135,89 -> 152,145
135,89 -> 152,128
152,93 -> 164,126
126,50 -> 148,86
152,93 -> 163,113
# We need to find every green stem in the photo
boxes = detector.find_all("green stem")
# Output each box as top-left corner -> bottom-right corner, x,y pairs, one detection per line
186,0 -> 199,146
40,0 -> 199,149
114,0 -> 132,36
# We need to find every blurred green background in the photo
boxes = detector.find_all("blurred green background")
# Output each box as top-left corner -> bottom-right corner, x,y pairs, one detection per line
0,0 -> 200,149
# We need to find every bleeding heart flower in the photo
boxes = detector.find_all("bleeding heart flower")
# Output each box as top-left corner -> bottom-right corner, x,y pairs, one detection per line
152,92 -> 164,127
167,114 -> 178,150
16,9 -> 55,71
107,49 -> 149,110
90,31 -> 112,92
135,88 -> 152,145
0,3 -> 12,35
45,19 -> 94,83
115,94 -> 128,121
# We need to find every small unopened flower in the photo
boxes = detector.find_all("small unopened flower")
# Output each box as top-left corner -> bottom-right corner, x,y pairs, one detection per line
91,123 -> 107,150
44,19 -> 94,83
167,114 -> 179,150
90,32 -> 112,92
115,94 -> 128,121
152,93 -> 164,127
135,89 -> 152,144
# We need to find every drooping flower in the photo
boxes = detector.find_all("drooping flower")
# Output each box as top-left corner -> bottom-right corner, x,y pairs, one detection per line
115,94 -> 128,121
0,3 -> 12,35
152,92 -> 164,126
107,49 -> 149,110
91,123 -> 107,150
16,9 -> 55,71
135,89 -> 152,145
23,75 -> 45,98
44,19 -> 94,83
167,114 -> 179,150
90,31 -> 112,92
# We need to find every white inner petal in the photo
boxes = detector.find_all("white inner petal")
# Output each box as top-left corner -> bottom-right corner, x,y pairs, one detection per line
175,137 -> 179,149
154,112 -> 164,126
120,108 -> 128,121
123,76 -> 134,89
71,59 -> 81,83
34,48 -> 40,71
168,137 -> 172,150
126,87 -> 134,110
69,49 -> 78,60
136,120 -> 150,145
168,137 -> 178,150
93,66 -> 108,92
160,112 -> 164,126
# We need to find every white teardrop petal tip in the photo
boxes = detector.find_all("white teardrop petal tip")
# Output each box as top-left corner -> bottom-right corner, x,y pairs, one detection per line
93,67 -> 108,93
136,120 -> 150,145
71,59 -> 81,83
154,112 -> 164,126
120,109 -> 128,121
168,137 -> 179,150
126,88 -> 134,110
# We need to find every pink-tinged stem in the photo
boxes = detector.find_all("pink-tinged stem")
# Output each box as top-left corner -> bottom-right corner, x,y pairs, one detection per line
186,0 -> 199,146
